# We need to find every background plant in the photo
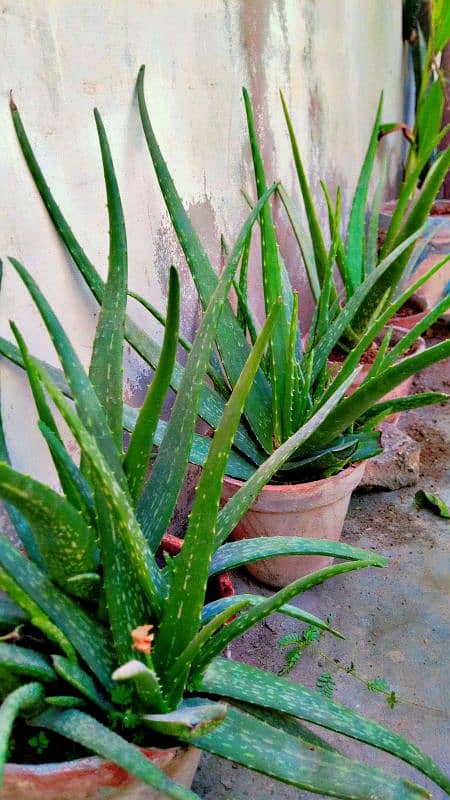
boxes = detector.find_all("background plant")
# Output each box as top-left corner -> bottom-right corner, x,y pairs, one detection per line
280,87 -> 450,351
2,84 -> 449,799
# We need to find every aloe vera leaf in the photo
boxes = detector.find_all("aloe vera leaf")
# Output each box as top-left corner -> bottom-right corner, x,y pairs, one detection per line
46,695 -> 86,709
34,708 -> 200,800
282,292 -> 299,439
164,599 -> 250,699
52,655 -> 111,710
9,258 -> 125,486
216,371 -> 356,545
279,431 -> 380,473
310,229 -> 423,378
415,489 -> 450,518
365,328 -> 392,381
366,161 -> 387,276
433,0 -> 450,51
35,366 -> 164,629
300,339 -> 450,455
137,65 -> 274,453
345,94 -> 383,291
0,401 -> 42,565
416,80 -> 445,162
210,537 -> 386,577
128,290 -> 229,397
320,253 -> 450,402
66,573 -> 101,602
200,594 -> 342,636
236,229 -> 252,333
0,534 -> 114,689
358,392 -> 449,426
194,560 -> 377,672
196,659 -> 446,795
280,91 -> 329,287
0,462 -> 98,587
124,267 -> 179,505
152,303 -> 281,698
38,422 -> 96,525
232,278 -> 258,346
136,184 -> 279,554
88,110 -> 127,448
0,568 -> 77,662
0,598 -> 27,628
7,101 -> 239,462
384,291 -> 450,365
240,189 -> 301,359
277,183 -> 320,300
10,322 -> 95,524
0,335 -> 68,393
321,182 -> 351,297
143,697 -> 226,739
0,683 -> 44,786
243,87 -> 289,443
0,643 -> 55,683
194,706 -> 432,800
10,322 -> 83,507
112,660 -> 167,713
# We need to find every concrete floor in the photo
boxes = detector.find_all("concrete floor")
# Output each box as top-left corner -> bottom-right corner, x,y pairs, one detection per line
193,336 -> 450,799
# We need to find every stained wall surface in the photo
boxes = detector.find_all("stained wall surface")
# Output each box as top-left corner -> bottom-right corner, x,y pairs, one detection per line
0,0 -> 403,485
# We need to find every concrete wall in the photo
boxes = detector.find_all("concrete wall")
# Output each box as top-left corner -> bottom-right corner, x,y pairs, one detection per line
0,0 -> 403,489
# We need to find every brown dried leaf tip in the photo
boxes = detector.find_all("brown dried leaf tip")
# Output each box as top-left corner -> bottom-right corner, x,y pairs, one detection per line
131,624 -> 154,655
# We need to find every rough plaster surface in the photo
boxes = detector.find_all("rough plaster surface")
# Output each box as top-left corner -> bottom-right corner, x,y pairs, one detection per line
0,0 -> 403,489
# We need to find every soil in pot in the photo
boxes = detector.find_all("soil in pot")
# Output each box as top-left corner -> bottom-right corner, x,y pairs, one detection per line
3,535 -> 233,800
390,294 -> 430,331
221,461 -> 366,589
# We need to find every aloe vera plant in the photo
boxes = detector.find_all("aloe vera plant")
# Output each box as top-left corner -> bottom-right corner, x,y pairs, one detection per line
1,87 -> 449,800
132,69 -> 450,481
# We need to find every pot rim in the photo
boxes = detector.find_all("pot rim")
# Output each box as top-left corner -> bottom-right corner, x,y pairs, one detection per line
222,459 -> 365,493
392,292 -> 429,315
5,744 -> 187,776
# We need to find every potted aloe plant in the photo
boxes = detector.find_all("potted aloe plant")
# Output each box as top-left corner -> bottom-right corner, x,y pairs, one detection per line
130,68 -> 450,587
380,0 -> 450,314
2,94 -> 449,800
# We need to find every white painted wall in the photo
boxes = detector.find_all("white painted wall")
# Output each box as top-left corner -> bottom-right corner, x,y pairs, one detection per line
0,0 -> 403,487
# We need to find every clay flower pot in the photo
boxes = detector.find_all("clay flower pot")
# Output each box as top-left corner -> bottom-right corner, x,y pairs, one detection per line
379,199 -> 450,251
380,200 -> 450,321
328,326 -> 426,424
3,534 -> 233,800
3,746 -> 201,800
390,293 -> 430,331
221,461 -> 366,588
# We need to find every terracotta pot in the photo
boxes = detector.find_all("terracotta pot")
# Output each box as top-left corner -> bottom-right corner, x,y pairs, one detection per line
328,326 -> 426,424
3,534 -> 233,799
390,293 -> 430,331
407,254 -> 450,321
379,199 -> 450,251
379,201 -> 450,322
221,462 -> 366,588
2,746 -> 201,800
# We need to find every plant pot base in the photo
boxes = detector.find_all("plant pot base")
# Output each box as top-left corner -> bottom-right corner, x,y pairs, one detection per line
221,462 -> 366,588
